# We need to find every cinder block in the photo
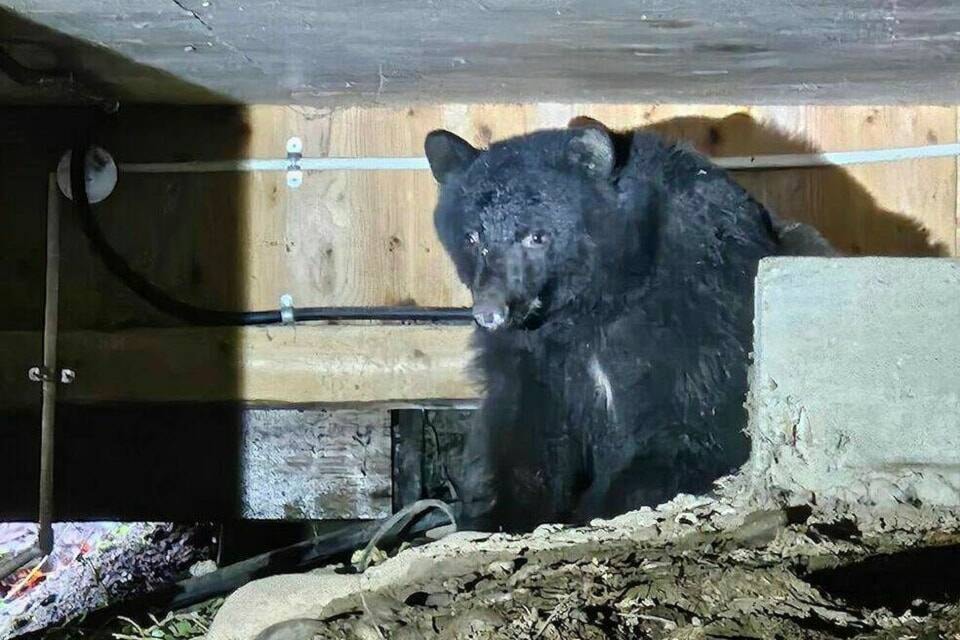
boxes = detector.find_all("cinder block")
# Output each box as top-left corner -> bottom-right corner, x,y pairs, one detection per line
745,257 -> 960,507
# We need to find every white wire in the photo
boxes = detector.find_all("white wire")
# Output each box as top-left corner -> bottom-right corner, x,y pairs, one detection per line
119,157 -> 431,173
118,143 -> 960,174
713,143 -> 960,170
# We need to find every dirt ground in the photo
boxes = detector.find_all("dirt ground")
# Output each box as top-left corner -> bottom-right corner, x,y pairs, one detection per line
210,478 -> 960,640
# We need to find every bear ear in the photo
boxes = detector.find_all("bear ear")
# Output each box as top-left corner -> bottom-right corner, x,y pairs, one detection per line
567,115 -> 610,133
566,126 -> 615,179
424,130 -> 480,184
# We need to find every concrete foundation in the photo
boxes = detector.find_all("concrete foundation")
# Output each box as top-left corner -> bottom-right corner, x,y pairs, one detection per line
744,257 -> 960,508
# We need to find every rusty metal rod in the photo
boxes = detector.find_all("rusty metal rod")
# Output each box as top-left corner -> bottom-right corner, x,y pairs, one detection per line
37,173 -> 61,554
0,175 -> 60,581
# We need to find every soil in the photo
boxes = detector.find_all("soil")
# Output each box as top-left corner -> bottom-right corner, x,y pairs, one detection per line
210,481 -> 960,640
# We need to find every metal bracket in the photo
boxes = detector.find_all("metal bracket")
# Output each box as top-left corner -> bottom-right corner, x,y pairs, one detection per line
279,293 -> 296,325
286,137 -> 303,189
28,366 -> 75,384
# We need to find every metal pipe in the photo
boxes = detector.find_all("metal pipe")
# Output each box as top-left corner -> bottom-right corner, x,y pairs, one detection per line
120,157 -> 430,174
0,176 -> 61,581
117,142 -> 960,175
38,173 -> 61,554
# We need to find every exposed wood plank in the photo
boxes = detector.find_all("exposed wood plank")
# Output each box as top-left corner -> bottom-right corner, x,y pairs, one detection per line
236,103 -> 959,314
621,105 -> 958,257
794,106 -> 957,256
240,408 -> 391,520
0,404 -> 391,520
2,104 -> 957,337
0,106 -> 254,331
392,409 -> 425,511
443,104 -> 958,258
7,1 -> 960,106
0,324 -> 478,407
421,409 -> 473,503
242,105 -> 469,310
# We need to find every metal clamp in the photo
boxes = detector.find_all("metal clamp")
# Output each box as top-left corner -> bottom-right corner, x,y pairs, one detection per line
279,293 -> 296,325
286,137 -> 303,189
28,367 -> 75,384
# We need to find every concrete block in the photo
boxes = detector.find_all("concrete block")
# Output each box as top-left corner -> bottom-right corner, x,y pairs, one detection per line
745,257 -> 960,507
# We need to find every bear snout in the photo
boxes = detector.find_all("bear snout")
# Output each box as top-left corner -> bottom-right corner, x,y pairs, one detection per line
473,307 -> 506,330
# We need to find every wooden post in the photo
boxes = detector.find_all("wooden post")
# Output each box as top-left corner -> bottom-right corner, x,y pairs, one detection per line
392,409 -> 425,511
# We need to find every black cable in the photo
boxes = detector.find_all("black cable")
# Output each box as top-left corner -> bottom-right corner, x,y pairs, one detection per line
0,45 -> 117,110
13,511 -> 452,640
69,145 -> 473,326
0,46 -> 71,86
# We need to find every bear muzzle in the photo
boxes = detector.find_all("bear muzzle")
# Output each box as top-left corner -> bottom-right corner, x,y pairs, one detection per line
473,303 -> 508,331
472,289 -> 509,330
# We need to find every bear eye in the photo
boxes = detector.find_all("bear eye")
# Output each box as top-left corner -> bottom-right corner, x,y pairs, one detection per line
521,231 -> 548,248
465,231 -> 480,246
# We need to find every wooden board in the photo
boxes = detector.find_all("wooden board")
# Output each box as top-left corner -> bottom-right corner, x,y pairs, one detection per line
0,324 -> 478,407
7,1 -> 960,106
1,104 -> 957,330
240,408 -> 391,520
236,104 -> 960,316
440,104 -> 959,257
243,105 -> 468,310
0,105 -> 255,330
0,404 -> 391,520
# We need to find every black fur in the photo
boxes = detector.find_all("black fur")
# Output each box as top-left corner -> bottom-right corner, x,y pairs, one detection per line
426,126 -> 829,532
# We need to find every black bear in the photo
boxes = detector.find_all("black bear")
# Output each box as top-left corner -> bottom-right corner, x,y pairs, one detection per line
425,119 -> 831,532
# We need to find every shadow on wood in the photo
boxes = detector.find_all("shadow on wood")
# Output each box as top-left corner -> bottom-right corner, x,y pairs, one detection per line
0,6 -> 231,104
0,11 -> 251,524
641,113 -> 950,257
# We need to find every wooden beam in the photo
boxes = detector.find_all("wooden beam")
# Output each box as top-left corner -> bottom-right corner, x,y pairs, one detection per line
3,105 -> 957,333
240,408 -> 392,520
392,409 -> 425,511
0,405 -> 393,521
9,2 -> 960,105
0,324 -> 479,407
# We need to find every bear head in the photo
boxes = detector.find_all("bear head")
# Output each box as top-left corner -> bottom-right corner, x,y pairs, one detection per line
425,127 -> 619,331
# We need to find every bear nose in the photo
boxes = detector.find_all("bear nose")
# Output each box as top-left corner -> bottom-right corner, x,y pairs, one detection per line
473,307 -> 507,330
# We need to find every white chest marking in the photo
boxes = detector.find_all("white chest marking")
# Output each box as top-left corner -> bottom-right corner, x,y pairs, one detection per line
589,354 -> 616,422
